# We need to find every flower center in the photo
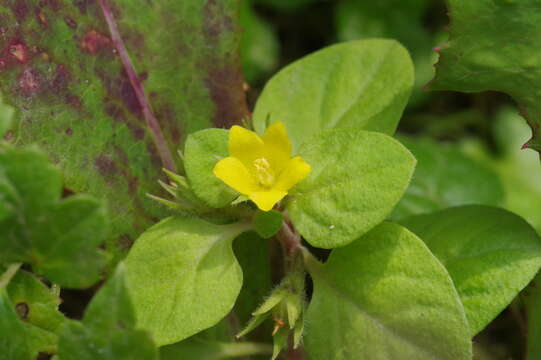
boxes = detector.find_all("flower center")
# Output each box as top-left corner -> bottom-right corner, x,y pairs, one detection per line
253,158 -> 275,188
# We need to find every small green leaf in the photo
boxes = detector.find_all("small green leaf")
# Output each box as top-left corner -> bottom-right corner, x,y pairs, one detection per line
253,39 -> 414,150
57,264 -> 158,360
184,129 -> 238,208
392,136 -> 504,220
400,205 -> 541,336
7,270 -> 65,334
0,146 -> 109,288
124,216 -> 250,345
304,222 -> 472,360
253,210 -> 283,239
0,287 -> 57,360
288,128 -> 415,248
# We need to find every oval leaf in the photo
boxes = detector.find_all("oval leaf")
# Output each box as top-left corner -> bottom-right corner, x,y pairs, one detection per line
304,222 -> 472,360
184,129 -> 237,208
287,128 -> 415,248
124,216 -> 249,345
253,39 -> 414,149
400,205 -> 541,336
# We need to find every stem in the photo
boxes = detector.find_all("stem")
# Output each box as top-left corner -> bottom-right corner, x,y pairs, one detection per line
277,220 -> 301,258
98,0 -> 176,172
0,263 -> 22,288
218,342 -> 273,357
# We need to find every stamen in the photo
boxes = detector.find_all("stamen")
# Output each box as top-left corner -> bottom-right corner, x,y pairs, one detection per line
253,158 -> 275,187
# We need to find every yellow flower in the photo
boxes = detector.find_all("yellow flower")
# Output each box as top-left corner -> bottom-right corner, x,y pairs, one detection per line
213,122 -> 311,211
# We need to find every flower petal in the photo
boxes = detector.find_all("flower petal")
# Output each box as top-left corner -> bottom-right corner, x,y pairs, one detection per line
274,156 -> 311,192
261,122 -> 292,173
213,157 -> 259,195
229,125 -> 265,168
249,190 -> 288,211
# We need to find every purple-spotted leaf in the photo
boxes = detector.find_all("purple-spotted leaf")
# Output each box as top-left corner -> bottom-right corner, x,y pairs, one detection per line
0,0 -> 248,239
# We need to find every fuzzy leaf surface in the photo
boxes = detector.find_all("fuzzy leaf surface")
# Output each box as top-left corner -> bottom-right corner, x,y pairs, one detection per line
304,222 -> 472,360
288,128 -> 415,248
400,205 -> 541,336
253,39 -> 414,149
124,216 -> 249,345
0,0 -> 247,238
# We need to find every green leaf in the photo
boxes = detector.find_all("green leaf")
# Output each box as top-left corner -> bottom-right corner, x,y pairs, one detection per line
58,264 -> 158,360
288,128 -> 415,248
0,287 -> 57,360
431,0 -> 541,152
184,129 -> 237,208
0,146 -> 109,288
7,270 -> 65,334
400,205 -> 541,336
304,222 -> 472,360
392,136 -> 504,220
124,216 -> 250,345
0,0 -> 248,239
253,210 -> 283,239
253,39 -> 414,150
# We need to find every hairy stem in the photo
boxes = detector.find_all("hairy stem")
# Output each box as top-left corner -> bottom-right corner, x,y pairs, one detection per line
98,0 -> 176,172
0,263 -> 22,288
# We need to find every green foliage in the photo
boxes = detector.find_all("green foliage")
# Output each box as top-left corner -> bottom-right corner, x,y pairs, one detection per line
124,216 -> 250,345
7,270 -> 64,334
431,0 -> 541,152
253,210 -> 283,239
253,39 -> 414,149
184,129 -> 237,208
400,205 -> 541,336
392,136 -> 504,220
0,146 -> 108,288
58,264 -> 158,360
288,128 -> 415,248
304,222 -> 472,360
0,0 -> 247,238
0,287 -> 57,360
160,338 -> 273,360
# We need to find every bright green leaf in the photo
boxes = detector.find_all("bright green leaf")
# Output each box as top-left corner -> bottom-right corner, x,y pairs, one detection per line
58,264 -> 158,360
253,39 -> 414,150
400,205 -> 541,336
304,222 -> 472,360
124,216 -> 250,345
0,146 -> 109,288
0,0 -> 248,239
288,128 -> 415,248
184,129 -> 237,208
431,0 -> 541,152
392,136 -> 504,220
